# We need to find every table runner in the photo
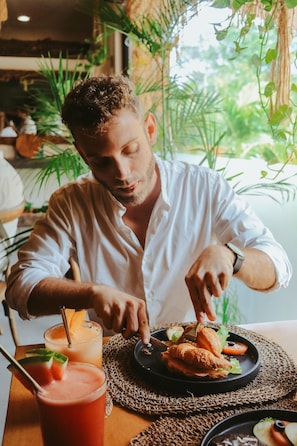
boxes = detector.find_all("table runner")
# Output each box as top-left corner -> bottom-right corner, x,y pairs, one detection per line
103,323 -> 297,416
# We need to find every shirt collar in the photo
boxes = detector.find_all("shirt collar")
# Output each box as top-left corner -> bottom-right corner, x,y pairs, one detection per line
87,155 -> 170,213
155,155 -> 170,209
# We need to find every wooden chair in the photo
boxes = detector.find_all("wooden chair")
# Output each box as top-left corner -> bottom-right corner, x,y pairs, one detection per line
0,262 -> 20,347
69,257 -> 81,283
0,203 -> 24,347
0,257 -> 80,348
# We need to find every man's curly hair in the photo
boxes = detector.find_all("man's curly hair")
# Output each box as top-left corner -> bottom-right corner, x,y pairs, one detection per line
61,74 -> 144,136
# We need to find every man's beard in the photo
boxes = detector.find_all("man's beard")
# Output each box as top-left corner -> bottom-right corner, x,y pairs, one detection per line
101,155 -> 156,207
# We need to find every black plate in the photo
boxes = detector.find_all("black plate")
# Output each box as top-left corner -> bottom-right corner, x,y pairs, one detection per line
201,409 -> 297,445
133,327 -> 260,395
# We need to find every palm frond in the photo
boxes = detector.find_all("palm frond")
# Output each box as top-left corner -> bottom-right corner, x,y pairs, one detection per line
37,53 -> 92,113
79,0 -> 199,57
0,228 -> 33,260
134,77 -> 163,97
34,148 -> 89,188
235,177 -> 297,203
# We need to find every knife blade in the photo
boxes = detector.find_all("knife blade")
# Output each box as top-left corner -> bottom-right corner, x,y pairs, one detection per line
149,336 -> 168,351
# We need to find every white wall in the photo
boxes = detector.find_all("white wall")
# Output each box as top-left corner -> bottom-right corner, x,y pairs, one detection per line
235,193 -> 297,323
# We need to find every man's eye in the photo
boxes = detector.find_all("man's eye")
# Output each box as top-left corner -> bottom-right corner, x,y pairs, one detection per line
125,144 -> 139,155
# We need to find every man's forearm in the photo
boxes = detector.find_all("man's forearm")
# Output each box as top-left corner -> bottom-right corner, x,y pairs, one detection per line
27,277 -> 151,344
236,248 -> 276,291
27,277 -> 95,316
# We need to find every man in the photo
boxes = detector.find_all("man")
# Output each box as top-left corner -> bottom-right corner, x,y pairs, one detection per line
6,75 -> 292,345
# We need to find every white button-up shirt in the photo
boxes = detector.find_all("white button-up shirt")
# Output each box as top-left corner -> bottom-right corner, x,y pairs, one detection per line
7,157 -> 292,327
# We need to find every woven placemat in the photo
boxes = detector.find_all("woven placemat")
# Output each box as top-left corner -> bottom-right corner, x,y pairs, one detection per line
129,398 -> 297,446
105,390 -> 113,417
103,323 -> 297,416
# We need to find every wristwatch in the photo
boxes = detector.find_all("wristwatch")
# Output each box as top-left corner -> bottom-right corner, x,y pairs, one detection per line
225,243 -> 245,274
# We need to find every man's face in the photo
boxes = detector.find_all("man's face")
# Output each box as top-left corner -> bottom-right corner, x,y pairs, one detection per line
74,109 -> 157,207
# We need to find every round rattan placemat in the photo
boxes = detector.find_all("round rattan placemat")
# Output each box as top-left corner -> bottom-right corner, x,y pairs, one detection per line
103,323 -> 297,416
105,390 -> 113,417
129,399 -> 297,446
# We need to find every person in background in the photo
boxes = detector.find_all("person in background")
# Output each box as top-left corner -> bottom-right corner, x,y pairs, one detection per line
0,155 -> 24,276
16,108 -> 37,135
0,112 -> 17,137
6,75 -> 292,344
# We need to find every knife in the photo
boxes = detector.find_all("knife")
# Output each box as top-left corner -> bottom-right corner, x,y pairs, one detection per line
141,336 -> 168,354
149,336 -> 168,350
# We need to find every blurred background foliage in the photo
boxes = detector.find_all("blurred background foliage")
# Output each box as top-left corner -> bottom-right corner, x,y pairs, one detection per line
18,0 -> 297,199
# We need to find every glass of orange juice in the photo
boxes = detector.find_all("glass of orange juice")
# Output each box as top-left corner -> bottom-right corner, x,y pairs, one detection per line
35,362 -> 106,446
44,321 -> 103,367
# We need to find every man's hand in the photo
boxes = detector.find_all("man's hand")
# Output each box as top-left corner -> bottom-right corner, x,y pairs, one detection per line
90,284 -> 151,345
28,277 -> 150,344
185,245 -> 234,322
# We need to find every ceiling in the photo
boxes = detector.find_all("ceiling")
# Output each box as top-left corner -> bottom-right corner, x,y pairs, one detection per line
0,0 -> 93,43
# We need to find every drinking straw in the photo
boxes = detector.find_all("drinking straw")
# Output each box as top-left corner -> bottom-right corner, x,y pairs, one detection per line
60,306 -> 72,347
60,258 -> 81,347
0,344 -> 44,394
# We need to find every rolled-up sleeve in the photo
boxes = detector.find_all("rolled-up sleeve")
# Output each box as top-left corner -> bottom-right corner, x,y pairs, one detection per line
213,173 -> 292,291
6,195 -> 74,319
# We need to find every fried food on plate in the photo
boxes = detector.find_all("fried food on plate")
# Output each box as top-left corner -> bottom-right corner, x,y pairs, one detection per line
182,323 -> 222,358
161,324 -> 235,380
161,342 -> 232,379
168,343 -> 231,370
195,324 -> 222,358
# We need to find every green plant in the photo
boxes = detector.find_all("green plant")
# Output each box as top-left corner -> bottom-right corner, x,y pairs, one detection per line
83,25 -> 110,67
27,53 -> 91,186
88,0 -> 296,200
19,0 -> 295,199
34,146 -> 89,189
31,54 -> 91,135
214,285 -> 246,324
210,0 -> 297,164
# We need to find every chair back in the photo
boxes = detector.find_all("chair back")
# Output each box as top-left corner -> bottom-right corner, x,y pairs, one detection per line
0,204 -> 24,347
0,263 -> 19,347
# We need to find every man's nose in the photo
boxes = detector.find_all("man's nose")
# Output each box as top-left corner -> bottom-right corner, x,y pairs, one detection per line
113,158 -> 130,180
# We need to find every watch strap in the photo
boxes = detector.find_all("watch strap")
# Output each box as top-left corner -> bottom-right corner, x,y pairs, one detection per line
225,243 -> 245,274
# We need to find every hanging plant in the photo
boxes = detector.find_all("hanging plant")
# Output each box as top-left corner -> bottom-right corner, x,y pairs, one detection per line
209,0 -> 297,164
231,0 -> 297,117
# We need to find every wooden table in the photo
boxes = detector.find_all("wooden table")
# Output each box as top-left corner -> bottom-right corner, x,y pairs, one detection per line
3,320 -> 297,445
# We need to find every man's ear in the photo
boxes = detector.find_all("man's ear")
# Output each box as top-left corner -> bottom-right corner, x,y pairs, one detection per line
144,112 -> 157,145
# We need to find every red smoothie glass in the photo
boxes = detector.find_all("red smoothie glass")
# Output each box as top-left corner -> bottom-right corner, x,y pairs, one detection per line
35,362 -> 106,446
